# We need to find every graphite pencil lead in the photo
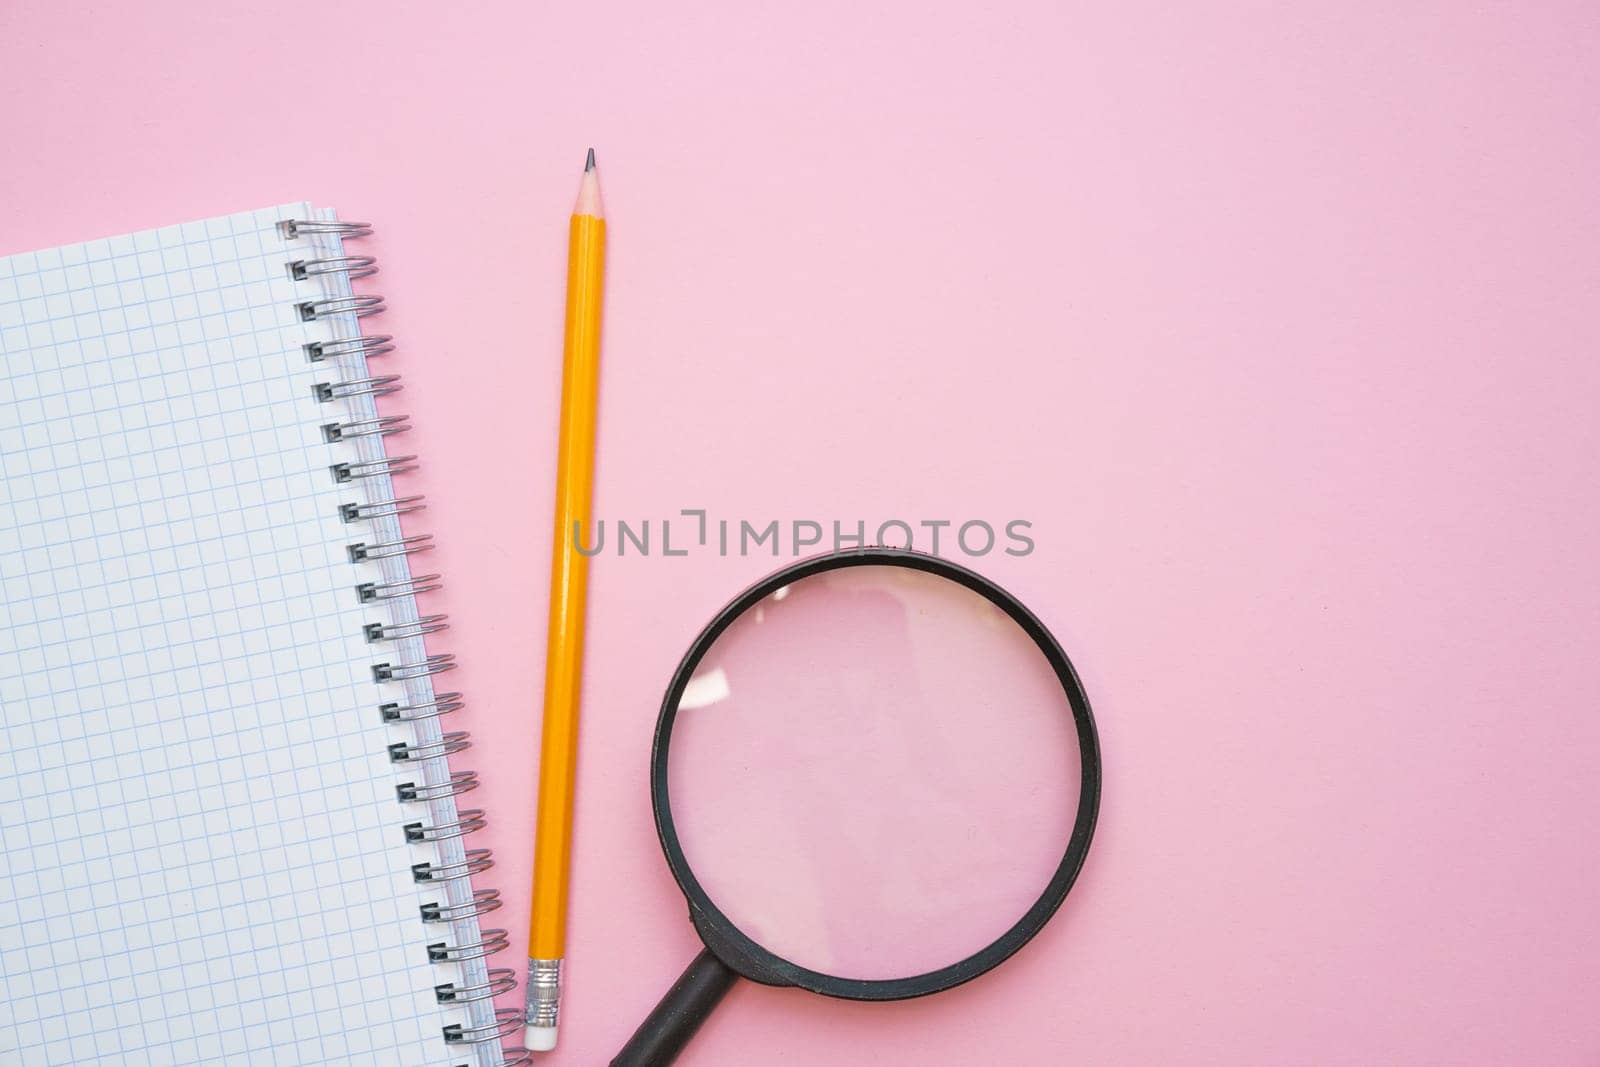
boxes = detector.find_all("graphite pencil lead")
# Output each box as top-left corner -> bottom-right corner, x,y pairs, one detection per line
585,148 -> 596,172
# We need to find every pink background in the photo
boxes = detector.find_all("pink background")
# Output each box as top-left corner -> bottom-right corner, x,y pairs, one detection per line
4,2 -> 1598,1064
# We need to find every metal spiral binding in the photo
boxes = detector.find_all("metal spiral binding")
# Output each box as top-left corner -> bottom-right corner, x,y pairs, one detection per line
289,255 -> 379,281
436,968 -> 517,1004
341,495 -> 427,522
429,930 -> 512,964
374,653 -> 458,683
349,533 -> 435,562
443,1008 -> 522,1045
278,218 -> 374,240
324,414 -> 411,442
412,849 -> 496,885
389,730 -> 471,763
397,769 -> 478,801
422,890 -> 503,924
315,374 -> 404,401
381,692 -> 466,722
405,809 -> 488,843
305,334 -> 395,363
299,294 -> 387,321
357,573 -> 442,601
282,217 -> 518,1067
366,615 -> 450,642
332,454 -> 420,482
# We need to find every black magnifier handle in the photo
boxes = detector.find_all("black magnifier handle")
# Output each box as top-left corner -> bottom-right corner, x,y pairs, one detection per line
612,948 -> 740,1066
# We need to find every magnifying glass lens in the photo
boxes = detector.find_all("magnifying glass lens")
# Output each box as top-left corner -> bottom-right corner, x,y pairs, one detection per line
666,564 -> 1083,981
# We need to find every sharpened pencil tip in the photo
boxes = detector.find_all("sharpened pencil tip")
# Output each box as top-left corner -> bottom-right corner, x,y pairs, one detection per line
574,153 -> 604,217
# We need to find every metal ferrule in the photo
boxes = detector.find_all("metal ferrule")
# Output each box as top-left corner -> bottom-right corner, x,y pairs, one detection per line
525,957 -> 562,1029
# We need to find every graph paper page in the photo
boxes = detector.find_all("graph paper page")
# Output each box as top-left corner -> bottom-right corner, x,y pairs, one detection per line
0,206 -> 498,1066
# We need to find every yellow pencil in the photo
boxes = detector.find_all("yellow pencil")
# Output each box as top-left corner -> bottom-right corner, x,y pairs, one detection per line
525,148 -> 606,1053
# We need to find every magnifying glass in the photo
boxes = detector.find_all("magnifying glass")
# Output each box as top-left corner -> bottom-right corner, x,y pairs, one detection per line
612,547 -> 1101,1065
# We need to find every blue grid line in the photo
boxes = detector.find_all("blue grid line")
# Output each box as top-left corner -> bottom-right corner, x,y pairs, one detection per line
0,205 -> 492,1067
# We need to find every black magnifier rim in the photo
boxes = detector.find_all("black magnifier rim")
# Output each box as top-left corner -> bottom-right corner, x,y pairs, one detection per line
650,546 -> 1101,1002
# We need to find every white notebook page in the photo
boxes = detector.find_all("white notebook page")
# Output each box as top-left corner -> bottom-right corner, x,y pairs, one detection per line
0,206 -> 502,1066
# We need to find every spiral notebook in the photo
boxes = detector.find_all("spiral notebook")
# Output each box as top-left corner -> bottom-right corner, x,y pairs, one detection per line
0,206 -> 522,1066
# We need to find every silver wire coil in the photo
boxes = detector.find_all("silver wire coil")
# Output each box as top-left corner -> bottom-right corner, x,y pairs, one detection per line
289,255 -> 379,281
332,455 -> 419,483
396,770 -> 478,802
348,533 -> 434,562
278,218 -> 374,240
388,731 -> 471,762
287,213 -> 520,1054
323,414 -> 410,442
373,653 -> 457,683
341,495 -> 427,522
298,294 -> 387,321
381,692 -> 466,723
421,889 -> 503,924
356,573 -> 441,601
315,374 -> 403,401
442,1007 -> 521,1044
365,615 -> 449,642
435,967 -> 517,1004
404,809 -> 487,843
428,930 -> 511,965
305,334 -> 395,363
412,849 -> 495,884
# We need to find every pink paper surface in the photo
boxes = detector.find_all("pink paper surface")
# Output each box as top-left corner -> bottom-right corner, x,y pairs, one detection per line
3,2 -> 1598,1064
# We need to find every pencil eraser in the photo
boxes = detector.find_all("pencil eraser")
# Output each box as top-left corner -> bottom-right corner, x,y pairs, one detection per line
525,1024 -> 558,1052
